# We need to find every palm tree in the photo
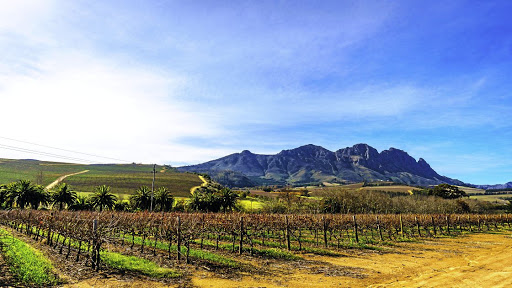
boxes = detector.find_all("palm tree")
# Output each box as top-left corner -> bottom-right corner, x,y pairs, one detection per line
28,185 -> 50,209
219,187 -> 238,212
69,195 -> 92,211
0,184 -> 7,209
52,183 -> 77,210
155,187 -> 174,212
90,185 -> 117,212
6,180 -> 38,209
130,186 -> 152,210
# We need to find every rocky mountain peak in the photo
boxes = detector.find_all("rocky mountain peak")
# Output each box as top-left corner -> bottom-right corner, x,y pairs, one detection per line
178,143 -> 464,187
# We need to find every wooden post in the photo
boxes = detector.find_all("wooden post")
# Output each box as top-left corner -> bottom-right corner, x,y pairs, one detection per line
239,217 -> 244,254
47,213 -> 53,246
376,216 -> 383,241
353,215 -> 359,243
200,214 -> 205,250
76,241 -> 82,262
399,214 -> 404,236
177,216 -> 181,261
91,219 -> 98,270
431,216 -> 437,236
322,216 -> 328,248
415,216 -> 422,237
446,215 -> 450,235
285,215 -> 291,251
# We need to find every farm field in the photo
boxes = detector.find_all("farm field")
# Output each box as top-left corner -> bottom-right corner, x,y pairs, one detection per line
0,158 -> 203,197
1,210 -> 511,287
21,231 -> 508,287
191,232 -> 512,288
470,194 -> 512,205
456,186 -> 486,195
8,231 -> 505,287
359,185 -> 415,194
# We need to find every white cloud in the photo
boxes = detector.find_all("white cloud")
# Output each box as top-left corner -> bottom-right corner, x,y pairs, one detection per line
0,0 -> 55,31
0,51 -> 226,164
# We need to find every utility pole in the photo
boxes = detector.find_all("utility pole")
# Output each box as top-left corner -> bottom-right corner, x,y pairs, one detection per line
150,164 -> 156,212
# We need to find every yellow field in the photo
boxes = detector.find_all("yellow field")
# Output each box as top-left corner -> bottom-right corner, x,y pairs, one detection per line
470,194 -> 512,204
238,197 -> 265,211
457,186 -> 485,195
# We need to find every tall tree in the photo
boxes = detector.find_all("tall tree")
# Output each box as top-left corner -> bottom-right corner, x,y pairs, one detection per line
28,185 -> 49,209
6,180 -> 40,209
218,187 -> 238,212
430,184 -> 468,199
155,187 -> 174,212
130,186 -> 152,210
0,184 -> 7,209
69,195 -> 92,211
52,183 -> 77,210
90,185 -> 117,212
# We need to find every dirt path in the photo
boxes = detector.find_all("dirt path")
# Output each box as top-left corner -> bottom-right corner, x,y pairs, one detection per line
192,232 -> 512,287
189,175 -> 208,195
45,170 -> 89,190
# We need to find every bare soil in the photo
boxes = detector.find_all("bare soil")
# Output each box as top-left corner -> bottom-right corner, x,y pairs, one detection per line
191,232 -> 512,288
45,170 -> 90,190
2,227 -> 511,287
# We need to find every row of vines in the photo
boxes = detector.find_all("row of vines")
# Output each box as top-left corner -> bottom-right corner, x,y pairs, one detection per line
0,211 -> 510,272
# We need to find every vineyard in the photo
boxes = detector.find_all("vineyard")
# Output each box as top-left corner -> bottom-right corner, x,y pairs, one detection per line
1,210 -> 511,284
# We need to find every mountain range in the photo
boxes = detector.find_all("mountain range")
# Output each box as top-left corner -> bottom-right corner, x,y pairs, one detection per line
178,143 -> 467,187
475,182 -> 512,190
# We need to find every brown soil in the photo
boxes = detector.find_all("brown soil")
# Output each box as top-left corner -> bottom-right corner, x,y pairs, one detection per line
192,232 -> 512,287
3,226 -> 512,287
45,170 -> 90,190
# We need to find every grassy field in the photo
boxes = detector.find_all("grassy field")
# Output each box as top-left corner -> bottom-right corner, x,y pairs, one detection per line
457,186 -> 486,195
0,158 -> 203,197
470,194 -> 512,204
0,158 -> 83,186
238,197 -> 265,211
305,182 -> 416,196
360,185 -> 415,195
0,228 -> 59,286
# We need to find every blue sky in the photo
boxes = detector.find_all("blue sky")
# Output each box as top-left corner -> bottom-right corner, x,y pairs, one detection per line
0,1 -> 511,184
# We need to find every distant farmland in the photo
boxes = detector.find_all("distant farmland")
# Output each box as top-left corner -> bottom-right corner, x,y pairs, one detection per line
0,159 -> 202,197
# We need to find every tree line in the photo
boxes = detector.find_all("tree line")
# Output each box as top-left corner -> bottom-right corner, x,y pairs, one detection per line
0,179 -> 239,213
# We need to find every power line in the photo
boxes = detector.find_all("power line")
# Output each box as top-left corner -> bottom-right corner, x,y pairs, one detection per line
0,143 -> 101,164
0,136 -> 131,163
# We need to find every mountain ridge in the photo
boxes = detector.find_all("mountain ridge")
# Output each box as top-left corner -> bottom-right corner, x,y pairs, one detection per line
475,182 -> 512,190
178,143 -> 467,187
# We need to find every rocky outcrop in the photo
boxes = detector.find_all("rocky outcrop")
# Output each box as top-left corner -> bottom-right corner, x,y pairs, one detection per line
178,143 -> 465,187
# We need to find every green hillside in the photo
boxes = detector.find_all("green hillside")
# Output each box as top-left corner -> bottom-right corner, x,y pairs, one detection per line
0,159 -> 202,197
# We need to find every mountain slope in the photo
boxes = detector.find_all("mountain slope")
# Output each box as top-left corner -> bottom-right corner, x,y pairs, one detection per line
475,182 -> 512,190
178,144 -> 465,187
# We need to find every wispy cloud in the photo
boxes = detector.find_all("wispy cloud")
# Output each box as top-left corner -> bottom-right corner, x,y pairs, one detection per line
0,1 -> 511,183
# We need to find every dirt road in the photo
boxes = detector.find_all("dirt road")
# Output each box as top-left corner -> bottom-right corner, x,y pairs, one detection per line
45,170 -> 89,190
189,175 -> 208,195
192,232 -> 512,287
